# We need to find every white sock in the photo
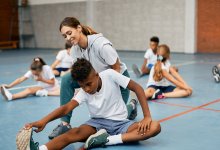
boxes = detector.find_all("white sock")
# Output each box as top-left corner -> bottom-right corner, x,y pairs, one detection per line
39,145 -> 48,150
106,134 -> 123,145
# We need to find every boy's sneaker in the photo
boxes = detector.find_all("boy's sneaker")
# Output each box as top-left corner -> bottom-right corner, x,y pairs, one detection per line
212,66 -> 220,83
84,129 -> 109,149
0,86 -> 12,101
48,123 -> 71,139
16,128 -> 39,150
132,64 -> 142,78
35,89 -> 48,97
128,99 -> 138,120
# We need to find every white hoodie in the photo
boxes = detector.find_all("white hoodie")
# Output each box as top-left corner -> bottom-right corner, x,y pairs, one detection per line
70,33 -> 127,74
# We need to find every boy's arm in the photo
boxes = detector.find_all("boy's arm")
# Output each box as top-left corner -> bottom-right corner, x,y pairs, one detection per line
25,100 -> 79,132
127,80 -> 152,134
141,59 -> 148,72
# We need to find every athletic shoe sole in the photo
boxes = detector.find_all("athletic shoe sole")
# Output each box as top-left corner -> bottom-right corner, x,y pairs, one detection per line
1,86 -> 8,101
132,64 -> 141,78
84,129 -> 107,149
16,128 -> 32,150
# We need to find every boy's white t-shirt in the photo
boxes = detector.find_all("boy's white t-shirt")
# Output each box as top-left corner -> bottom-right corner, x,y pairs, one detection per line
74,69 -> 130,121
56,50 -> 74,68
24,65 -> 59,90
147,61 -> 171,87
144,48 -> 157,65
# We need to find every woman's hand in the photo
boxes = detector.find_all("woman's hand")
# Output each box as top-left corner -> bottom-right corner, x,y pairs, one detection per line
137,117 -> 152,135
24,120 -> 47,133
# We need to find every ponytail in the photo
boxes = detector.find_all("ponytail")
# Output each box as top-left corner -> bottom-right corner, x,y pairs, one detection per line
153,44 -> 170,82
30,57 -> 46,71
153,60 -> 163,82
81,25 -> 97,36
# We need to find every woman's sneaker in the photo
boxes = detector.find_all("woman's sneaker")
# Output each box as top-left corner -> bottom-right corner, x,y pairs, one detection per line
0,86 -> 12,101
16,128 -> 39,150
48,123 -> 71,139
128,99 -> 138,120
212,66 -> 220,83
84,129 -> 109,149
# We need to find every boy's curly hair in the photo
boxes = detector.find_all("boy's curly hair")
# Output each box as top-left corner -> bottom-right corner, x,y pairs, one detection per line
71,58 -> 94,82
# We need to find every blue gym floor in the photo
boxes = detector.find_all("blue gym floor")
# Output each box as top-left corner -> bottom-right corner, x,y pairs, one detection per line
0,49 -> 220,150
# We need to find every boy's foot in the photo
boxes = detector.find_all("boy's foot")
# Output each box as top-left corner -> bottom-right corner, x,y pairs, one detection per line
35,89 -> 48,97
48,123 -> 71,139
84,129 -> 109,149
0,86 -> 12,101
128,99 -> 138,120
16,128 -> 39,150
132,64 -> 142,78
212,66 -> 220,83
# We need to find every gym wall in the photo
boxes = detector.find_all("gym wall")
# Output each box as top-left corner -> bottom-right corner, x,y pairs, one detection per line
28,0 -> 195,53
197,0 -> 220,53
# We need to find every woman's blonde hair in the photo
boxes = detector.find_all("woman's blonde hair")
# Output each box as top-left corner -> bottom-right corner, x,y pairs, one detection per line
153,44 -> 170,82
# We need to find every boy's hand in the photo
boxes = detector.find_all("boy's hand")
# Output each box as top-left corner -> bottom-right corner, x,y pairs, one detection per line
137,117 -> 152,136
24,120 -> 46,133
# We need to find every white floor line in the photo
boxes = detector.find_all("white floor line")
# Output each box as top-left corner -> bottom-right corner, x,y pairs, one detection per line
3,61 -> 197,91
128,61 -> 197,74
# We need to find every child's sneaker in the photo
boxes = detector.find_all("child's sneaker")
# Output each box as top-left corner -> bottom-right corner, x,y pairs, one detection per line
48,123 -> 71,139
128,99 -> 138,120
132,64 -> 142,78
151,89 -> 161,100
35,89 -> 48,97
157,94 -> 165,99
212,66 -> 220,83
151,89 -> 165,100
16,128 -> 39,150
84,129 -> 109,149
0,86 -> 12,101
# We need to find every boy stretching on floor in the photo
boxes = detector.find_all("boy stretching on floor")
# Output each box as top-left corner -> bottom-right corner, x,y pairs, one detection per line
17,58 -> 161,150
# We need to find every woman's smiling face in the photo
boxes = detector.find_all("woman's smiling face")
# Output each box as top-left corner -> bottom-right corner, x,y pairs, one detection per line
60,25 -> 81,45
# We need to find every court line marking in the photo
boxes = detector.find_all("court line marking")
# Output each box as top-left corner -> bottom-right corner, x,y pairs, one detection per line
158,98 -> 220,123
7,61 -> 196,91
152,100 -> 220,112
128,61 -> 197,73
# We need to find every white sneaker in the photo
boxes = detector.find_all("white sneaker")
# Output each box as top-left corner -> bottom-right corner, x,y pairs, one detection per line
1,86 -> 12,101
152,89 -> 160,99
35,89 -> 48,97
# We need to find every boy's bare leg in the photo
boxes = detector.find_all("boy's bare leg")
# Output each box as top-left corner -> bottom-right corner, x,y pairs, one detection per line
45,125 -> 96,150
122,121 -> 161,142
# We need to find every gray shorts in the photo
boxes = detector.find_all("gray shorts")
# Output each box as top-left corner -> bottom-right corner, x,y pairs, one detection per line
84,118 -> 135,135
